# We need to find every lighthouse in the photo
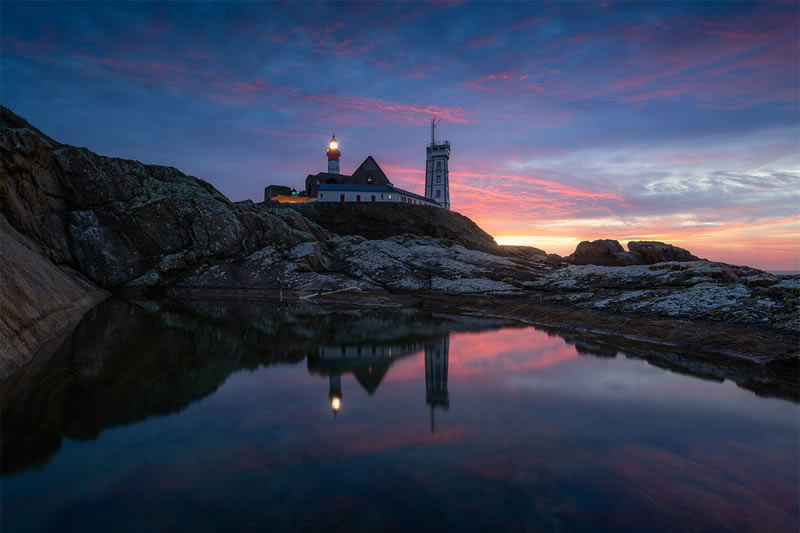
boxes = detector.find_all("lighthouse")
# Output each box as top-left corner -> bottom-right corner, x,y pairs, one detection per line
326,134 -> 341,174
425,119 -> 451,210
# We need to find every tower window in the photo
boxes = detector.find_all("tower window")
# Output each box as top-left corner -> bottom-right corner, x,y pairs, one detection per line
436,176 -> 441,183
436,161 -> 442,169
436,190 -> 441,198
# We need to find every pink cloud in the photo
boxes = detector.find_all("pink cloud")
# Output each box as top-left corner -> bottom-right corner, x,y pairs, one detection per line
303,94 -> 470,125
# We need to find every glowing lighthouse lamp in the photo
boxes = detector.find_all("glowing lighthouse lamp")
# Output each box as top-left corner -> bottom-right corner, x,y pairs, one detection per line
326,134 -> 341,174
329,374 -> 342,416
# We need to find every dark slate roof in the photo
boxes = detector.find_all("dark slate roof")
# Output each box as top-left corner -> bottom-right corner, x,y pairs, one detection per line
350,156 -> 389,184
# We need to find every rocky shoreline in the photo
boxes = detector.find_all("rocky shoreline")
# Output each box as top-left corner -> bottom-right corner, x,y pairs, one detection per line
1,105 -> 798,381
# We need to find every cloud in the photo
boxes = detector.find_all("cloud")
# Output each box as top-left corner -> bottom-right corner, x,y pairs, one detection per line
2,1 -> 797,270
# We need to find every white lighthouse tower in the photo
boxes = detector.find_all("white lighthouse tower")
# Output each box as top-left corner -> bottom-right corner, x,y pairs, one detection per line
327,134 -> 341,174
424,119 -> 450,210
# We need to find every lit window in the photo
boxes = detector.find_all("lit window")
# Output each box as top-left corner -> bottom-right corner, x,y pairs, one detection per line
388,194 -> 392,199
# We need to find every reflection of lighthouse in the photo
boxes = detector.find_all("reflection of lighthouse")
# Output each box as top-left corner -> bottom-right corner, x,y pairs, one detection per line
425,335 -> 449,432
326,134 -> 340,174
329,373 -> 342,416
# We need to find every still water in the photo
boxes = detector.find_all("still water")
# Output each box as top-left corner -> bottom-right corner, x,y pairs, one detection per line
1,299 -> 798,532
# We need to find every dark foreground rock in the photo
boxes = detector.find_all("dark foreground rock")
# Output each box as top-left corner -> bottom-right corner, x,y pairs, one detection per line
1,106 -> 798,377
0,218 -> 108,376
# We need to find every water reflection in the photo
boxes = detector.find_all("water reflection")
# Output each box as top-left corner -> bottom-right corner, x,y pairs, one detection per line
309,340 -> 428,416
0,300 -> 512,474
426,336 -> 449,431
306,335 -> 452,430
1,298 -> 798,532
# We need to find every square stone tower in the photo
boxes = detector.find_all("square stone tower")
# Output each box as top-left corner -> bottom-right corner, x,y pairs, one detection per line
425,119 -> 450,210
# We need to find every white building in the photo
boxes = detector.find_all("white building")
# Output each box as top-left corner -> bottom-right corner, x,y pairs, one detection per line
317,184 -> 440,207
299,129 -> 449,208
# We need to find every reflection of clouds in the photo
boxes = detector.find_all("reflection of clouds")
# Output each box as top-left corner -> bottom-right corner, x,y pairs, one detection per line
448,329 -> 577,375
502,355 -> 798,427
505,356 -> 678,394
306,423 -> 468,456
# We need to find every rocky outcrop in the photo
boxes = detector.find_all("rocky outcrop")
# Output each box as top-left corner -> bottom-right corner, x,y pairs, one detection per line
295,202 -> 500,254
1,107 -> 327,291
524,261 -> 799,331
567,239 -> 699,266
628,241 -> 699,263
568,239 -> 640,266
0,217 -> 108,375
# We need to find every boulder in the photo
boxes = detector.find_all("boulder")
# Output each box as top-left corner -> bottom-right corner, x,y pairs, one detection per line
628,241 -> 699,264
568,239 -> 641,266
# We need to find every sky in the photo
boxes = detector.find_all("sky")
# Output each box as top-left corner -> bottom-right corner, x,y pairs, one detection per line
2,1 -> 798,271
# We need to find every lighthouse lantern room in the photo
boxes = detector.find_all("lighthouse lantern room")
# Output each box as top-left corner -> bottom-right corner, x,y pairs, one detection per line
327,134 -> 341,174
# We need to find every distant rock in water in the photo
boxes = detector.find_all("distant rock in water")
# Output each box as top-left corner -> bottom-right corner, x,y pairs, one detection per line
567,239 -> 699,267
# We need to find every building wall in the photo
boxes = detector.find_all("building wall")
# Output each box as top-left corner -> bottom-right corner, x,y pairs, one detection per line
317,188 -> 439,206
319,342 -> 425,360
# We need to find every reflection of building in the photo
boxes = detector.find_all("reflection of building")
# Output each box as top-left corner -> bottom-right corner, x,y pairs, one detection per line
425,335 -> 450,432
309,341 -> 425,416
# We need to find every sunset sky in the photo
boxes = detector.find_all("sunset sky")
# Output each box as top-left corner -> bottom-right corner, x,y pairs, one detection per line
2,1 -> 798,271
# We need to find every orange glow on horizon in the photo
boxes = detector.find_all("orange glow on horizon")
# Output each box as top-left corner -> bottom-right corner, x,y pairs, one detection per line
380,163 -> 798,272
489,215 -> 799,271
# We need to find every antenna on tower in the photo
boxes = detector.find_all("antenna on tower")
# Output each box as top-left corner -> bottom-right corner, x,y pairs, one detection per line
430,117 -> 440,145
